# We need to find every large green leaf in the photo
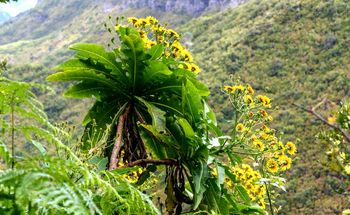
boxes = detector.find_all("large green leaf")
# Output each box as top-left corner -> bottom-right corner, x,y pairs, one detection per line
64,82 -> 114,100
177,117 -> 195,139
139,128 -> 166,159
182,79 -> 203,124
142,61 -> 172,86
192,162 -> 207,209
136,97 -> 166,133
235,185 -> 251,205
47,70 -> 116,89
149,44 -> 164,60
70,43 -> 121,73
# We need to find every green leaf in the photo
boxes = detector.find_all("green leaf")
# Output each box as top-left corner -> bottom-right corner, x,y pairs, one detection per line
70,43 -> 121,73
142,61 -> 172,85
140,124 -> 176,150
139,128 -> 166,159
183,79 -> 203,124
31,140 -> 47,155
0,140 -> 11,164
227,151 -> 242,165
47,70 -> 115,89
136,170 -> 150,186
64,82 -> 113,100
192,162 -> 207,209
204,101 -> 217,126
177,117 -> 195,139
149,44 -> 164,60
88,156 -> 108,172
136,97 -> 166,132
235,185 -> 250,204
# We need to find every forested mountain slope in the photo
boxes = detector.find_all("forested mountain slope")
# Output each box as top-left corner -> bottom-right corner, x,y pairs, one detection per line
186,0 -> 350,213
1,0 -> 350,214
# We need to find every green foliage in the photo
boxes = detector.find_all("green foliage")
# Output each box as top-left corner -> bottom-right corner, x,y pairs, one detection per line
0,145 -> 159,214
0,65 -> 159,214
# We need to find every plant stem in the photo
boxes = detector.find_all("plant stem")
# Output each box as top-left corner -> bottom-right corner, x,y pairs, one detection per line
109,106 -> 130,170
261,159 -> 274,215
11,103 -> 15,169
264,182 -> 274,215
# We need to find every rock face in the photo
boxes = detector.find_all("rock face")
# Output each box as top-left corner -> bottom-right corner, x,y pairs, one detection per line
115,0 -> 247,16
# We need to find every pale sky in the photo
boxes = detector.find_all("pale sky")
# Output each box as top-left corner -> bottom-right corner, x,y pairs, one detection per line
0,0 -> 37,17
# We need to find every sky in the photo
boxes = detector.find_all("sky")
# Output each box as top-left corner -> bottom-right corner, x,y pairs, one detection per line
0,0 -> 37,16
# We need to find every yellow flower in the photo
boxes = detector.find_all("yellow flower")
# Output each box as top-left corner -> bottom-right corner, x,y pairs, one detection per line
285,141 -> 297,155
279,155 -> 292,171
254,185 -> 266,197
146,16 -> 158,25
259,109 -> 268,117
139,30 -> 147,39
266,159 -> 278,173
262,124 -> 270,133
128,17 -> 138,25
247,85 -> 254,94
251,134 -> 258,141
182,49 -> 193,62
211,168 -> 218,177
235,168 -> 245,180
242,164 -> 253,172
167,29 -> 180,39
244,95 -> 254,105
248,112 -> 254,118
188,63 -> 200,74
234,85 -> 245,93
245,182 -> 254,192
257,95 -> 271,108
224,177 -> 233,189
328,115 -> 337,124
260,132 -> 270,140
274,150 -> 285,160
236,123 -> 245,132
258,198 -> 266,209
224,85 -> 235,93
145,40 -> 157,48
253,139 -> 265,151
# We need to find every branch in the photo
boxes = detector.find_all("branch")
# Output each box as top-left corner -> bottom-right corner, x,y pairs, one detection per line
293,102 -> 350,143
109,106 -> 130,170
119,159 -> 178,168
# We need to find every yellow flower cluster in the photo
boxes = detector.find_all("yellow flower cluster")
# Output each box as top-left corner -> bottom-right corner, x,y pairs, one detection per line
123,16 -> 200,74
231,164 -> 266,208
265,141 -> 296,173
224,84 -> 271,109
257,95 -> 271,108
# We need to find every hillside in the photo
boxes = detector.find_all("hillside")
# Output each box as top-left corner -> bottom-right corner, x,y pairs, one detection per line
1,0 -> 350,214
186,0 -> 350,213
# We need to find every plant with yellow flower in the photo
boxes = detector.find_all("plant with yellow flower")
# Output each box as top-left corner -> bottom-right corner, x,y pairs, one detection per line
216,81 -> 297,214
49,14 -> 298,214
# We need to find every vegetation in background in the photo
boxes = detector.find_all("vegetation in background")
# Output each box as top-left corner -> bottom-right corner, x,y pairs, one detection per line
0,0 -> 349,213
184,0 -> 350,213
